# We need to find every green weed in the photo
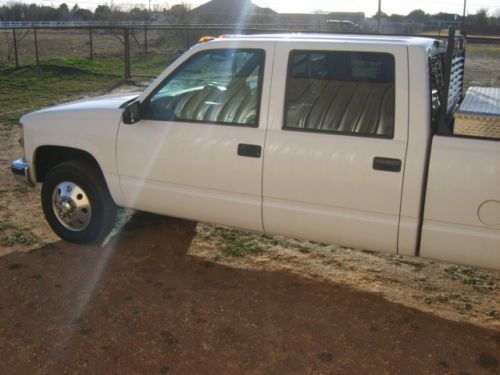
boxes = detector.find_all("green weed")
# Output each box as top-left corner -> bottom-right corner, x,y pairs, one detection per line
423,294 -> 450,304
444,265 -> 496,291
2,231 -> 37,246
223,239 -> 261,257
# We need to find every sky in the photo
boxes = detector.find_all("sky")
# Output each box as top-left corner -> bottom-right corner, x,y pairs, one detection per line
3,0 -> 500,17
252,0 -> 500,16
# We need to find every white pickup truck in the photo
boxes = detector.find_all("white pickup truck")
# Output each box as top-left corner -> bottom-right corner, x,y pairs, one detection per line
11,32 -> 500,270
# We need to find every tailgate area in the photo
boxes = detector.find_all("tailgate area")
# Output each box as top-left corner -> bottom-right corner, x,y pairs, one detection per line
420,135 -> 500,269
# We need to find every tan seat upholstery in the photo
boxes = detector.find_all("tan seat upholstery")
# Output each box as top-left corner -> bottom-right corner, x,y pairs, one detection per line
174,85 -> 220,121
286,78 -> 394,136
286,79 -> 327,128
174,77 -> 258,125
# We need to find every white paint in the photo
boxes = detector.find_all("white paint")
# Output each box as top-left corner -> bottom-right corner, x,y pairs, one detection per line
421,136 -> 500,269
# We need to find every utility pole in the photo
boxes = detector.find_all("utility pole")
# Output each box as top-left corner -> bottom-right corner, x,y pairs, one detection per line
34,28 -> 39,65
13,28 -> 19,69
124,28 -> 130,79
377,0 -> 382,34
148,0 -> 151,19
461,0 -> 467,30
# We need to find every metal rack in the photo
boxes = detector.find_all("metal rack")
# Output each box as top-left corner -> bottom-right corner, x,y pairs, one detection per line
437,27 -> 466,135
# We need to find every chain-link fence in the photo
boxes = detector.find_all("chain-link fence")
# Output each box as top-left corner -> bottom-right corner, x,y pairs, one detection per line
0,25 -> 327,78
1,25 -> 498,79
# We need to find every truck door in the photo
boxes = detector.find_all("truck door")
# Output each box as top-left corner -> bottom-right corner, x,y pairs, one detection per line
117,43 -> 274,231
263,43 -> 409,253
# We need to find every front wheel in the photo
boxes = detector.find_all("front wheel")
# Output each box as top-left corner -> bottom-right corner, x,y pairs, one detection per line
41,160 -> 117,244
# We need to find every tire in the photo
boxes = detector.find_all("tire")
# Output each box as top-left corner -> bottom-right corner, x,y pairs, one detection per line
41,160 -> 117,244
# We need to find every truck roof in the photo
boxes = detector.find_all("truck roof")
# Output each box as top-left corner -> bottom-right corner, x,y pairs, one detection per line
212,33 -> 437,48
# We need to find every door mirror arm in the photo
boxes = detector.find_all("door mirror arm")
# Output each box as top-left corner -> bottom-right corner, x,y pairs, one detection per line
122,100 -> 142,125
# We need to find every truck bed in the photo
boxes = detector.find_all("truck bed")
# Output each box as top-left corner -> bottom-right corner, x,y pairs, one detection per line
453,86 -> 500,139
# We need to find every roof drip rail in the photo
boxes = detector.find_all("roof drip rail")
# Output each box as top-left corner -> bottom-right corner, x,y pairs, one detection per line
437,26 -> 466,135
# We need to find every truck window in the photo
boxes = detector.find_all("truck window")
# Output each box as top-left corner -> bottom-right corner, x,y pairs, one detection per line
144,49 -> 265,126
284,51 -> 395,138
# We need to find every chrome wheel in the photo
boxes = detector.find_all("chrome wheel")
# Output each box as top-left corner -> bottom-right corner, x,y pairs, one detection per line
52,181 -> 92,232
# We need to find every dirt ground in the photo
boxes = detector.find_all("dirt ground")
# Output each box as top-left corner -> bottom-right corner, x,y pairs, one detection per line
0,44 -> 499,374
0,213 -> 499,375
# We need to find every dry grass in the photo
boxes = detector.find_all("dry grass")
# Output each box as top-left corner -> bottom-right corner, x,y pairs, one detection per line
464,43 -> 500,88
0,28 -> 196,66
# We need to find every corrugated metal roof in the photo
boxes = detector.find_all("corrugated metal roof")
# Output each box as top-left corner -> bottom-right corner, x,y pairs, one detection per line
457,86 -> 500,117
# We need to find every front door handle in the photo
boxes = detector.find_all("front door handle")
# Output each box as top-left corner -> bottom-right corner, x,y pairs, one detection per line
373,157 -> 402,172
238,144 -> 262,158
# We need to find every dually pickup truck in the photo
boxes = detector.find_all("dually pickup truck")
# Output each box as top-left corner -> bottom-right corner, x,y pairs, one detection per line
11,32 -> 500,270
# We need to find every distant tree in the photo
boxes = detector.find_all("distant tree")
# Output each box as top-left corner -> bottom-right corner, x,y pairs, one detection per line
474,8 -> 488,25
6,3 -> 25,20
74,8 -> 93,21
40,5 -> 60,21
94,5 -> 113,21
388,13 -> 404,22
373,10 -> 388,19
57,3 -> 70,20
69,4 -> 92,20
407,9 -> 429,23
70,4 -> 79,15
167,3 -> 192,23
130,7 -> 148,21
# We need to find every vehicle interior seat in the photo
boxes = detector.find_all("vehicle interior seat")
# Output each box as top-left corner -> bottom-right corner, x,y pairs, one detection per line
286,50 -> 395,136
174,77 -> 257,125
286,78 -> 394,136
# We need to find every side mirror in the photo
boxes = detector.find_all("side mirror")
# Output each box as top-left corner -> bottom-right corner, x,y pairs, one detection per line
122,100 -> 141,124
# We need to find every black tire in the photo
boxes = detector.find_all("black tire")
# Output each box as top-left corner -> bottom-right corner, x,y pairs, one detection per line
41,160 -> 117,244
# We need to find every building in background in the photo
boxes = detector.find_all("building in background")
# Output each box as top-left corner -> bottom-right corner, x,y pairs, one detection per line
189,0 -> 367,31
190,0 -> 276,24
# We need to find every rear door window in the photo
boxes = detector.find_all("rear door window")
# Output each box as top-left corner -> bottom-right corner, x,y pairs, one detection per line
284,51 -> 395,138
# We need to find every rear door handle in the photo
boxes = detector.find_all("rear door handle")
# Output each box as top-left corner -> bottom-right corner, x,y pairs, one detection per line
238,144 -> 262,158
373,157 -> 402,172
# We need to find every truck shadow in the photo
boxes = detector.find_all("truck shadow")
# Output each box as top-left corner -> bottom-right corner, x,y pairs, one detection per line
0,211 -> 498,374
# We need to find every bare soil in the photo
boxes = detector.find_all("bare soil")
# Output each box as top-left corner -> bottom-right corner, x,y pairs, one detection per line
0,213 -> 499,375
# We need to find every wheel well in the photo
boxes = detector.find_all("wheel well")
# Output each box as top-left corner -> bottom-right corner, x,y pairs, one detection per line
34,146 -> 101,183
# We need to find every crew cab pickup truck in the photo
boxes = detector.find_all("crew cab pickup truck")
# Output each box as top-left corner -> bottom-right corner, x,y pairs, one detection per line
11,32 -> 500,270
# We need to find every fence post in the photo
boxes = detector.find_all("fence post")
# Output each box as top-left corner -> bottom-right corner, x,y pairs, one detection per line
124,28 -> 131,79
89,28 -> 93,60
34,28 -> 39,66
184,29 -> 190,50
144,26 -> 148,56
13,28 -> 19,69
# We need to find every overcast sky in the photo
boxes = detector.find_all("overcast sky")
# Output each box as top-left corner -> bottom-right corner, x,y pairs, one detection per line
5,0 -> 500,17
